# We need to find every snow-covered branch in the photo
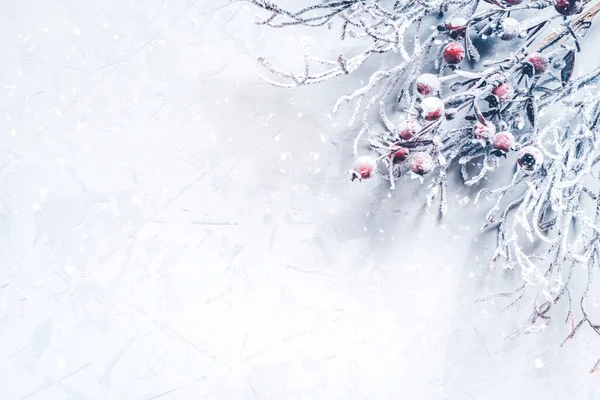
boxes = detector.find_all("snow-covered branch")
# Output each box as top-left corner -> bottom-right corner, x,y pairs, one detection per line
246,0 -> 600,369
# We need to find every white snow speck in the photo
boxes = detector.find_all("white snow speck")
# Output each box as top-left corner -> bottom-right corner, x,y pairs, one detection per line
534,358 -> 545,369
72,26 -> 81,36
458,196 -> 471,207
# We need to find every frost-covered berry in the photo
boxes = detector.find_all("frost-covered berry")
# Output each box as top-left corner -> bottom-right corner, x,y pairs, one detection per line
492,83 -> 515,101
442,42 -> 465,65
517,146 -> 544,173
443,17 -> 468,39
398,119 -> 421,140
350,156 -> 377,181
415,73 -> 441,96
492,131 -> 515,153
420,97 -> 445,121
445,17 -> 467,30
473,121 -> 497,141
554,0 -> 582,16
525,52 -> 549,76
391,147 -> 409,164
505,0 -> 523,5
410,152 -> 434,175
500,18 -> 521,40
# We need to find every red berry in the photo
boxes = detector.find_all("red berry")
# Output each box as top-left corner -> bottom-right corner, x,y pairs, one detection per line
492,131 -> 515,153
473,121 -> 496,141
420,97 -> 445,121
442,42 -> 465,65
391,147 -> 409,164
350,156 -> 377,181
505,0 -> 523,4
517,146 -> 544,173
492,83 -> 515,101
525,52 -> 549,76
554,0 -> 582,15
415,73 -> 441,96
398,119 -> 421,140
410,153 -> 434,175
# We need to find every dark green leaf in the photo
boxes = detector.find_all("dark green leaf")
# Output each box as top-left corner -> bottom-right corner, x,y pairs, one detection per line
526,99 -> 538,129
561,51 -> 575,86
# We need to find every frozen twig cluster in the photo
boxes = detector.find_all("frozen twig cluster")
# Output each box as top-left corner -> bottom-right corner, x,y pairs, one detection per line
245,0 -> 600,368
476,93 -> 600,371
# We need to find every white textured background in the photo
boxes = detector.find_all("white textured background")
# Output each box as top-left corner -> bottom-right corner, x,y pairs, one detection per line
1,0 -> 600,398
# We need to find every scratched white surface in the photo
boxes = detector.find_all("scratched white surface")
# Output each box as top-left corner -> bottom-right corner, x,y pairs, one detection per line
1,1 -> 600,399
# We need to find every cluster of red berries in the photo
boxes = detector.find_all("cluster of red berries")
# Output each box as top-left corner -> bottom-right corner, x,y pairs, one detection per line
472,82 -> 516,153
473,122 -> 515,154
348,10 -> 555,184
349,71 -> 545,182
348,69 -> 445,180
349,151 -> 434,182
350,139 -> 544,183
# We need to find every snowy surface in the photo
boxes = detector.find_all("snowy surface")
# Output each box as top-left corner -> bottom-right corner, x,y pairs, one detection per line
1,0 -> 600,399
